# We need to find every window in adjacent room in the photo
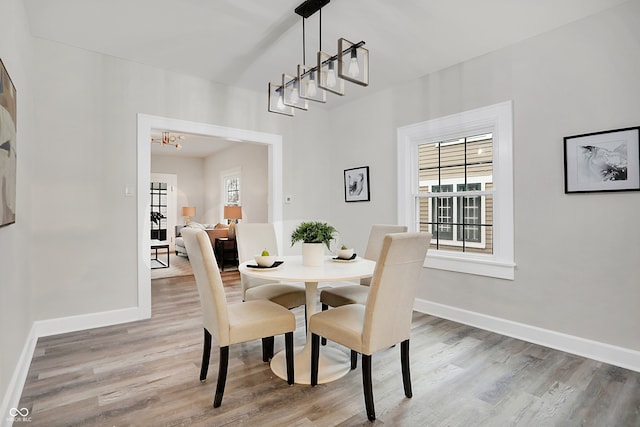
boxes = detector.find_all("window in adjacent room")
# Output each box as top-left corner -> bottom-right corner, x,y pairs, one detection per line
397,101 -> 514,280
222,168 -> 241,206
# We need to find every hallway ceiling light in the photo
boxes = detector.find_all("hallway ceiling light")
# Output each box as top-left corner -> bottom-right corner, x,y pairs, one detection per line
151,131 -> 184,149
268,0 -> 369,116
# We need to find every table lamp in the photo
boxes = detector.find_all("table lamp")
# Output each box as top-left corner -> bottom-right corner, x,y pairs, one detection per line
224,205 -> 242,239
182,206 -> 196,224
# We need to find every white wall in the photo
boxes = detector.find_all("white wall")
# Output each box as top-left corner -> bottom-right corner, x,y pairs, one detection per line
325,1 -> 640,353
204,143 -> 269,224
0,0 -> 37,413
152,155 -> 205,224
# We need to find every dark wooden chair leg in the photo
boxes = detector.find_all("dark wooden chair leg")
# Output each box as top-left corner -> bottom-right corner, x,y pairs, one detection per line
200,329 -> 212,382
311,333 -> 320,386
213,346 -> 229,408
321,304 -> 328,345
362,354 -> 375,421
351,350 -> 358,370
285,332 -> 294,385
262,336 -> 274,362
401,339 -> 412,398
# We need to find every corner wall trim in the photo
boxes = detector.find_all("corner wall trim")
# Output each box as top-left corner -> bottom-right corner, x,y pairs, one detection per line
1,307 -> 145,425
414,298 -> 640,373
1,325 -> 37,427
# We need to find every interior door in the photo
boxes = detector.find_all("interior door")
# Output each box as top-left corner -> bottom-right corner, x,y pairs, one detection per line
150,173 -> 178,251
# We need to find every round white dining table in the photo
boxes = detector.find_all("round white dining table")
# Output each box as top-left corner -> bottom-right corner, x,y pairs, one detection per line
239,255 -> 376,384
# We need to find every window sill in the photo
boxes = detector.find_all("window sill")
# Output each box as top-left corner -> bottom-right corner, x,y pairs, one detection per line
424,251 -> 515,280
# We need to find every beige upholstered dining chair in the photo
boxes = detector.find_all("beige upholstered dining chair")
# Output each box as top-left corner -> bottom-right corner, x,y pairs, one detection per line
309,232 -> 432,421
236,223 -> 306,309
319,224 -> 407,310
182,228 -> 295,408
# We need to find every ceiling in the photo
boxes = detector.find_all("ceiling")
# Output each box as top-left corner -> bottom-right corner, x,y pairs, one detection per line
24,0 -> 627,156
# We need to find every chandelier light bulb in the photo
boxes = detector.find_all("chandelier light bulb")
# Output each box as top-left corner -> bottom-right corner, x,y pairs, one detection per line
348,49 -> 360,78
307,71 -> 317,96
290,81 -> 300,104
276,87 -> 286,110
326,61 -> 337,88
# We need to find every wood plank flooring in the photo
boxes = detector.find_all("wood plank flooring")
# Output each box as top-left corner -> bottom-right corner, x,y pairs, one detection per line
17,272 -> 640,426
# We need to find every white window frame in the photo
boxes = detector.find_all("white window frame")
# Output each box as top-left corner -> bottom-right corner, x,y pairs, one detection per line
397,101 -> 515,280
423,177 -> 491,249
222,167 -> 241,207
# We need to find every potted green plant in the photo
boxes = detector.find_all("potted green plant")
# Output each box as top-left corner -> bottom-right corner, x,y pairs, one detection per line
150,211 -> 165,225
291,221 -> 337,266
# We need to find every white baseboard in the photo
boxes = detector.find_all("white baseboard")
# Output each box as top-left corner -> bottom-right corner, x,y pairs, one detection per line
1,325 -> 37,427
33,306 -> 144,338
414,298 -> 640,373
1,307 -> 146,426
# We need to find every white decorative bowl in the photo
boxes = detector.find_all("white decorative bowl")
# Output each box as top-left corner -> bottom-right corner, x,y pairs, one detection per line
254,255 -> 276,267
337,248 -> 354,259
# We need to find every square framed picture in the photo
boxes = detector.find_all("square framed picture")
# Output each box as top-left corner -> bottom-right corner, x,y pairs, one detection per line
564,126 -> 640,194
344,166 -> 370,202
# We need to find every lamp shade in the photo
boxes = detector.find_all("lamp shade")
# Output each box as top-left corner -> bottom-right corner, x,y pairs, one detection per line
224,205 -> 242,220
182,206 -> 196,217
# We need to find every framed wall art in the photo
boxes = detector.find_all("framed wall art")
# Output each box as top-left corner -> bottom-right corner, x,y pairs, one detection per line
564,126 -> 640,194
0,58 -> 17,227
344,166 -> 370,202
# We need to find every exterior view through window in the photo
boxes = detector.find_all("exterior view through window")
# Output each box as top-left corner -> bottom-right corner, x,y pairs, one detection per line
418,133 -> 493,254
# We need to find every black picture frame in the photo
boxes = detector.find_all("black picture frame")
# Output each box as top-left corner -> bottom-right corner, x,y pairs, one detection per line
0,58 -> 17,227
564,126 -> 640,194
344,166 -> 370,202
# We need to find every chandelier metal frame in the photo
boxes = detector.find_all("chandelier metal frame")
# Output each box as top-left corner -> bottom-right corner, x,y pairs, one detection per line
268,0 -> 369,116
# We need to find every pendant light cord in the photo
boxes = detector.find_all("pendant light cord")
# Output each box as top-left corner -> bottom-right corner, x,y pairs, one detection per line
319,8 -> 322,52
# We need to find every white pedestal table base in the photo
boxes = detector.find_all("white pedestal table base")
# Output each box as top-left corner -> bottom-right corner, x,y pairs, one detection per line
270,344 -> 351,385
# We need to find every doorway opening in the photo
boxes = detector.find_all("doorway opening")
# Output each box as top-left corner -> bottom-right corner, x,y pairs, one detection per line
137,114 -> 283,318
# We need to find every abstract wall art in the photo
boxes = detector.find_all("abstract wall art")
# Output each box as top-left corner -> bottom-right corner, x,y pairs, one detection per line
344,166 -> 370,202
564,127 -> 639,194
0,58 -> 17,227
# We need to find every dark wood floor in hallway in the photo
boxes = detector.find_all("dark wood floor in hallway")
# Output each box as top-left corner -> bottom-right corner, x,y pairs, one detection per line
18,272 -> 640,426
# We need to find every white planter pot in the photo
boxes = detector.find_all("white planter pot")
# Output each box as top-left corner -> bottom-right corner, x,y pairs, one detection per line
302,243 -> 325,266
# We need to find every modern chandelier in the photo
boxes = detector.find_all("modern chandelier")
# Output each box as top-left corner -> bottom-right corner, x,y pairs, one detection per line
151,131 -> 184,149
268,0 -> 369,116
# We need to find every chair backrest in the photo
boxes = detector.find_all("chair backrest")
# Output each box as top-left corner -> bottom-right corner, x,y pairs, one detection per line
235,223 -> 281,297
362,232 -> 432,354
182,228 -> 231,346
360,224 -> 408,285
